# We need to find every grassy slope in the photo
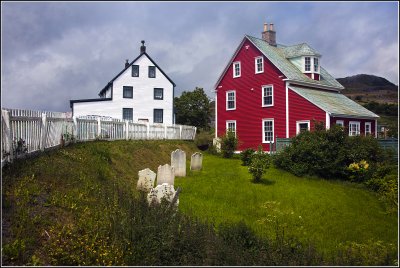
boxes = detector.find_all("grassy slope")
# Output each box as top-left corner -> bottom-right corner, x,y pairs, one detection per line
2,140 -> 397,264
176,154 -> 398,255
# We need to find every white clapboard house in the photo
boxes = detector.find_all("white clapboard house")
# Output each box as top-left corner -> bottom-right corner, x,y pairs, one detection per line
70,41 -> 175,124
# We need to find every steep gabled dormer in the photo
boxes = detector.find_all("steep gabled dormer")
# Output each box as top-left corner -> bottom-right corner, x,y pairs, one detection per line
282,43 -> 321,81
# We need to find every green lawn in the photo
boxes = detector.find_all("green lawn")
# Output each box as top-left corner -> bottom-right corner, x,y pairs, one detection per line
175,153 -> 398,255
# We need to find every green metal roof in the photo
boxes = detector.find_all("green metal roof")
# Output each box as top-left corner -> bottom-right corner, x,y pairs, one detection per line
246,35 -> 344,90
290,86 -> 379,118
281,43 -> 321,58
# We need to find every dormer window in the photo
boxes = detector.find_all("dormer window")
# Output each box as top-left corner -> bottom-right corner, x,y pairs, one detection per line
314,57 -> 319,72
305,57 -> 311,72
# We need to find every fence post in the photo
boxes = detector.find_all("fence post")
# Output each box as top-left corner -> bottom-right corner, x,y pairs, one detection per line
2,110 -> 13,162
146,122 -> 150,140
193,127 -> 197,140
73,116 -> 78,141
125,121 -> 129,140
97,117 -> 102,138
164,124 -> 167,139
179,125 -> 182,140
40,113 -> 47,151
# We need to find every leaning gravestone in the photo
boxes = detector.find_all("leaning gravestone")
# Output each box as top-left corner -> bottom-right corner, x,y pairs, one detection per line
171,149 -> 186,177
147,183 -> 179,206
157,164 -> 175,185
190,152 -> 203,171
136,168 -> 156,192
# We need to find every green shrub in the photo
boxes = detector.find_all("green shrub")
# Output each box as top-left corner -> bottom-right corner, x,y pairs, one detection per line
248,146 -> 270,183
240,148 -> 255,166
194,131 -> 213,151
220,131 -> 238,158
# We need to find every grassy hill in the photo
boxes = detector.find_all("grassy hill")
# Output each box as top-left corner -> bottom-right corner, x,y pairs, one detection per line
2,141 -> 398,265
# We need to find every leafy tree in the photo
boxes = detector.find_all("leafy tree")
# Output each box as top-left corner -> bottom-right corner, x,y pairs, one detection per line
174,87 -> 211,130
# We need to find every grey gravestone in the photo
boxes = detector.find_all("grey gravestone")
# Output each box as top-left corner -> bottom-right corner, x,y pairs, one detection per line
190,152 -> 203,171
171,149 -> 186,177
147,183 -> 179,206
137,168 -> 156,192
157,164 -> 175,185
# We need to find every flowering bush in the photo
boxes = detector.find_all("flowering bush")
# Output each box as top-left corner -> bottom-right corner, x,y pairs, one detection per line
347,160 -> 370,182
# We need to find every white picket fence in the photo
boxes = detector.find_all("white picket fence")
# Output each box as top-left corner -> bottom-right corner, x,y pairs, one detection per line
1,108 -> 196,166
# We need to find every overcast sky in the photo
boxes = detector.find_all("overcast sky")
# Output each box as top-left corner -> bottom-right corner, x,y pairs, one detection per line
1,1 -> 398,112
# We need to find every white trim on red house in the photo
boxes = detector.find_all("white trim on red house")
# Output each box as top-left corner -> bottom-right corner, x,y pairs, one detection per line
365,122 -> 372,136
226,90 -> 236,110
262,118 -> 274,143
233,61 -> 241,78
255,56 -> 264,74
261,85 -> 274,107
226,120 -> 237,136
349,121 -> 360,136
296,120 -> 310,134
326,112 -> 330,129
215,93 -> 218,138
285,81 -> 289,138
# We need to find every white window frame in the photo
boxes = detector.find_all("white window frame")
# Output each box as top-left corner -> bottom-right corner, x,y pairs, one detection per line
226,120 -> 237,137
226,90 -> 236,110
336,120 -> 344,127
349,121 -> 360,136
313,57 -> 320,73
262,85 -> 274,107
233,61 -> 241,78
304,56 -> 311,72
296,120 -> 310,135
262,119 -> 274,143
365,122 -> 372,136
255,56 -> 264,74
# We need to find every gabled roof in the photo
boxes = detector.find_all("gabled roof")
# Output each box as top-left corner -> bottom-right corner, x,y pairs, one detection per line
214,35 -> 344,91
246,35 -> 344,90
289,86 -> 379,118
98,51 -> 176,96
281,43 -> 321,58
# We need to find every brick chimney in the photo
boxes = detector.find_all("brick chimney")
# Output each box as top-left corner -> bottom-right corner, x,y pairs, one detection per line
125,59 -> 129,68
140,40 -> 146,54
262,23 -> 276,46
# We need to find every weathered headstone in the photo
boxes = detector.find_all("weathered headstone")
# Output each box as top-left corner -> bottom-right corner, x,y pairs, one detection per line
157,164 -> 175,185
190,152 -> 203,171
171,149 -> 186,177
147,183 -> 179,206
136,168 -> 156,192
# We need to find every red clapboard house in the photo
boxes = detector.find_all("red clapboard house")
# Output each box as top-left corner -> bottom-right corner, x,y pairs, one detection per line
214,23 -> 379,152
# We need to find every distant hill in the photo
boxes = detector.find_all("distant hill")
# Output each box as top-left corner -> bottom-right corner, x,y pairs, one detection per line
337,74 -> 398,104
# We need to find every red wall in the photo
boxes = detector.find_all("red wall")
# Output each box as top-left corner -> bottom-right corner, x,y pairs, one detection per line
216,38 -> 286,151
330,117 -> 377,137
288,89 -> 326,136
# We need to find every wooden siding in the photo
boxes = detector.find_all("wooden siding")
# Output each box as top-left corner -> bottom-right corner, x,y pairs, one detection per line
73,54 -> 174,124
288,88 -> 326,136
216,39 -> 286,151
330,116 -> 376,137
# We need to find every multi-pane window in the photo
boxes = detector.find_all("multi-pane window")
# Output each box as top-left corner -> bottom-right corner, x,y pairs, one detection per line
122,108 -> 133,121
365,122 -> 371,135
296,121 -> 310,134
336,120 -> 344,127
262,86 -> 273,107
226,121 -> 236,136
255,56 -> 264,73
305,57 -> 311,72
262,119 -> 274,143
314,57 -> 319,72
154,109 -> 163,123
226,91 -> 236,110
349,121 -> 360,136
148,66 -> 156,78
132,65 -> 139,77
154,88 -> 164,100
123,86 -> 133,98
233,62 -> 241,78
